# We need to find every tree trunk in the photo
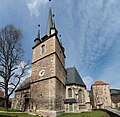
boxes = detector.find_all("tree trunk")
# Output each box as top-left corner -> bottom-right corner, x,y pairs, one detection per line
4,85 -> 9,110
4,96 -> 9,110
4,95 -> 9,110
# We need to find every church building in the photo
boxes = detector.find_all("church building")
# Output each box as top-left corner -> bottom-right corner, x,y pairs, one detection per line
12,8 -> 91,117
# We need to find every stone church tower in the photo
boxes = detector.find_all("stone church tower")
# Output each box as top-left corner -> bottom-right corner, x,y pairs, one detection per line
30,8 -> 66,116
12,7 -> 92,117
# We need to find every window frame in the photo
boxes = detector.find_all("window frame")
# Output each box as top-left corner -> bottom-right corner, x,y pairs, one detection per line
41,44 -> 46,55
68,88 -> 72,98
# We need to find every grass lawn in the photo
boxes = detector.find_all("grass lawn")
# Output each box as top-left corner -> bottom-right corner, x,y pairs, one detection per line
0,110 -> 110,117
0,113 -> 39,117
58,110 -> 110,117
0,107 -> 21,112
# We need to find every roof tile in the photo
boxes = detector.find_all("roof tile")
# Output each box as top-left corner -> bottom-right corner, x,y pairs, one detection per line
66,67 -> 86,88
93,81 -> 108,85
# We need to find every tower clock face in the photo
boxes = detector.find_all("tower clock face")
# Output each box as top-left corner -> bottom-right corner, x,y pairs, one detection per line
39,69 -> 45,77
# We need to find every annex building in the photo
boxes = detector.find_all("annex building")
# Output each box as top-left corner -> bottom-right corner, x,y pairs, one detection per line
12,8 -> 92,117
91,81 -> 111,109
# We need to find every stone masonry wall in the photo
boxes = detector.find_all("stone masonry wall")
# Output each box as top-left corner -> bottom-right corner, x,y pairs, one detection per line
92,84 -> 111,108
31,54 -> 55,82
55,36 -> 65,66
32,36 -> 55,63
13,89 -> 30,111
54,78 -> 65,111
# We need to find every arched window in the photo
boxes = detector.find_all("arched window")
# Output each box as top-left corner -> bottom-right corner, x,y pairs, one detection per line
68,88 -> 72,97
78,89 -> 83,103
41,44 -> 45,54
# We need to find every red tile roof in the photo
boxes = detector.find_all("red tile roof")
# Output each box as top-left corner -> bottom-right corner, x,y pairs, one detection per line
93,81 -> 108,85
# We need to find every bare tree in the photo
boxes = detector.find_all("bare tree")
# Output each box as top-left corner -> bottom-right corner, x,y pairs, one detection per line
0,25 -> 29,110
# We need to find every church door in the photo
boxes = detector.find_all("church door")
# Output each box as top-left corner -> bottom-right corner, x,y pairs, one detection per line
24,98 -> 29,111
69,103 -> 73,112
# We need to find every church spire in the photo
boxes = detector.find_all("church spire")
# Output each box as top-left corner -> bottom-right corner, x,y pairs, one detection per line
34,24 -> 41,45
46,7 -> 53,36
37,24 -> 40,39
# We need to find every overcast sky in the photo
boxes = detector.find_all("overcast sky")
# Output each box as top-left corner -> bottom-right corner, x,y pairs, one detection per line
0,0 -> 120,90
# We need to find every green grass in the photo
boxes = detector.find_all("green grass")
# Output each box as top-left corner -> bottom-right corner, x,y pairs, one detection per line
0,107 -> 21,112
0,107 -> 38,117
0,110 -> 110,117
0,107 -> 4,111
0,113 -> 39,117
58,110 -> 110,117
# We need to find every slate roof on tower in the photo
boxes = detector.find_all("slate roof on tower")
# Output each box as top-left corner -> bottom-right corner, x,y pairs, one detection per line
46,7 -> 53,36
66,67 -> 86,88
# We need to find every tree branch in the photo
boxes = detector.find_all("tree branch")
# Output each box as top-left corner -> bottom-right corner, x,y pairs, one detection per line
8,77 -> 20,97
0,25 -> 28,110
0,82 -> 5,89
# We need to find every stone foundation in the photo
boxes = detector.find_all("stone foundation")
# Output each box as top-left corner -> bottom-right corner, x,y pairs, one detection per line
35,110 -> 64,117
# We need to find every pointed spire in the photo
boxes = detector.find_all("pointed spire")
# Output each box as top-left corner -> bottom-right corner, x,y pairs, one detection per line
53,20 -> 55,28
34,24 -> 41,46
59,35 -> 62,46
46,7 -> 53,36
37,24 -> 40,39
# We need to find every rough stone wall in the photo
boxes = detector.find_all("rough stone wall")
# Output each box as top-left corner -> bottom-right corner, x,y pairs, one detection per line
54,35 -> 66,85
54,78 -> 65,111
12,89 -> 30,111
92,84 -> 111,109
55,55 -> 66,84
12,92 -> 21,110
31,79 -> 51,111
32,36 -> 55,63
84,90 -> 91,103
55,36 -> 65,66
30,35 -> 66,116
30,78 -> 65,116
31,54 -> 55,82
65,85 -> 91,112
66,85 -> 85,99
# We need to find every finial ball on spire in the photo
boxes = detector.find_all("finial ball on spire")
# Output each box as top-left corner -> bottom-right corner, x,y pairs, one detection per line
38,24 -> 40,27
